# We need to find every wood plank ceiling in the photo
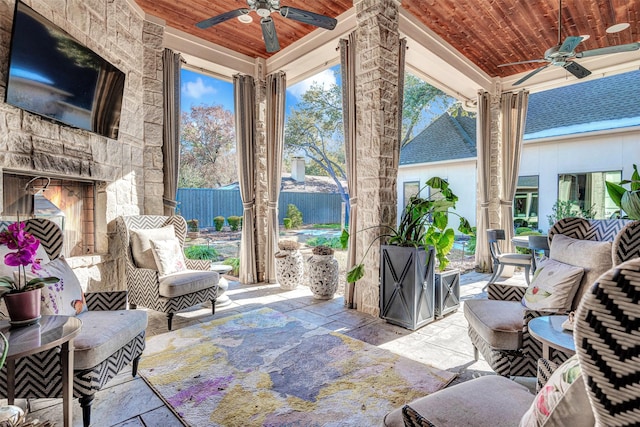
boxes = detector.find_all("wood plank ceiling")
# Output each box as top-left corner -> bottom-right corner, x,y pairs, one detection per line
135,0 -> 640,79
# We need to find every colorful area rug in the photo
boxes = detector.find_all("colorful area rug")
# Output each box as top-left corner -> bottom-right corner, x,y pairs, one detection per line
139,308 -> 456,426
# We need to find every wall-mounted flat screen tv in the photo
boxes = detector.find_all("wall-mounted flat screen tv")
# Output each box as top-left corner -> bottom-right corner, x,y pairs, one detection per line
5,1 -> 125,139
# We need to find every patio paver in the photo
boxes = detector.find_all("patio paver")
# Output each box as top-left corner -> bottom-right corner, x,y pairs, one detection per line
16,270 -> 534,426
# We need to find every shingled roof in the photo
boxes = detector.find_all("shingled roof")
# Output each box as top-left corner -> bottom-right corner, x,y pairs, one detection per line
524,70 -> 640,139
400,113 -> 476,165
400,70 -> 640,165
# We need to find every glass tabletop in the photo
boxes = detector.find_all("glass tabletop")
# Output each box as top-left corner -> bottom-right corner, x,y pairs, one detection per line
0,315 -> 82,359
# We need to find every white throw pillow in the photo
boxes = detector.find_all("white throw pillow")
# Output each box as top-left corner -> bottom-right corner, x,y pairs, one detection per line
0,244 -> 51,278
520,355 -> 594,426
129,225 -> 175,270
549,234 -> 613,309
25,257 -> 87,316
150,239 -> 187,276
522,258 -> 584,312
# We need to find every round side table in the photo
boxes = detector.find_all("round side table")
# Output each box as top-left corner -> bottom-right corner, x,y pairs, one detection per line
211,264 -> 233,307
0,315 -> 82,427
528,315 -> 575,359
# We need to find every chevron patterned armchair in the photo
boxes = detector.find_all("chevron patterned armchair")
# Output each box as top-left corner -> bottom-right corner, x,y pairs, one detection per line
464,218 -> 640,377
115,215 -> 219,331
384,256 -> 640,426
0,218 -> 147,427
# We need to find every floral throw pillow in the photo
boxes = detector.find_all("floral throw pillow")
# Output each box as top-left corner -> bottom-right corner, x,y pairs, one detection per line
25,257 -> 87,316
149,239 -> 187,276
522,258 -> 584,312
519,355 -> 595,426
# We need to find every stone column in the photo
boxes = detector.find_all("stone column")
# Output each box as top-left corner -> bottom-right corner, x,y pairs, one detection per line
488,90 -> 502,231
353,0 -> 401,315
253,59 -> 268,283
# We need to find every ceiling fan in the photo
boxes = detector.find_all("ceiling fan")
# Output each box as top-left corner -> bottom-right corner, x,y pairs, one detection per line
500,0 -> 640,86
196,0 -> 338,53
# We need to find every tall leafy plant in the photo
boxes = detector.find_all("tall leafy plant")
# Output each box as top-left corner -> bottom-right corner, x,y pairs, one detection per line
606,164 -> 640,220
341,177 -> 472,282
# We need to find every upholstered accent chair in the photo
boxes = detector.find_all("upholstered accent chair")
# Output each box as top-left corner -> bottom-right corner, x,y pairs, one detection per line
384,256 -> 640,426
0,218 -> 147,427
115,215 -> 219,330
465,218 -> 640,377
486,228 -> 532,287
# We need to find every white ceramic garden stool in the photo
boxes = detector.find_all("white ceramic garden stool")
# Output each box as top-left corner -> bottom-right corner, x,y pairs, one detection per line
211,264 -> 232,307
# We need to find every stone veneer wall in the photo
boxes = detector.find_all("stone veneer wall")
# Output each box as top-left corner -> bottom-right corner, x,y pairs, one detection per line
353,0 -> 401,315
0,0 -> 165,292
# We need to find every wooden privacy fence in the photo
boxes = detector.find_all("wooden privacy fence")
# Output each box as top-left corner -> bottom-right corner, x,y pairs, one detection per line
176,188 -> 344,228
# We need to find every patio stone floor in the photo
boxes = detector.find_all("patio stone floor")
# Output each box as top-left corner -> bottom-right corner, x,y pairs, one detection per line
19,270 -> 535,426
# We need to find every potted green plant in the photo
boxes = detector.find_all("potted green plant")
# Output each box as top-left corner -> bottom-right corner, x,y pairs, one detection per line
606,164 -> 640,220
341,177 -> 472,329
0,222 -> 58,324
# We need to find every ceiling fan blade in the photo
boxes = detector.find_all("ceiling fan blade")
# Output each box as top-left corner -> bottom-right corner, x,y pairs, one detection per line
498,59 -> 548,67
576,42 -> 640,58
558,36 -> 583,53
261,17 -> 280,53
196,9 -> 250,29
563,61 -> 591,79
279,6 -> 337,30
512,64 -> 550,86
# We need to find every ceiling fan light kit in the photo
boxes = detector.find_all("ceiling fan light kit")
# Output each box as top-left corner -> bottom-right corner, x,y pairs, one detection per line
606,22 -> 630,33
500,0 -> 640,86
196,0 -> 337,53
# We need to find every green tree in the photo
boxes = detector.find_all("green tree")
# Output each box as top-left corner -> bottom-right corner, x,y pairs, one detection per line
401,74 -> 456,147
180,104 -> 236,188
285,77 -> 348,204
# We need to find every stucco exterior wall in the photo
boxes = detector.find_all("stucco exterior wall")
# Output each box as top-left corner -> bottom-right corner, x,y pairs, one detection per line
398,127 -> 640,235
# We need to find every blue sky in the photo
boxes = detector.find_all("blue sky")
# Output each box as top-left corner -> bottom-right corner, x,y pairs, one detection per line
180,66 -> 341,117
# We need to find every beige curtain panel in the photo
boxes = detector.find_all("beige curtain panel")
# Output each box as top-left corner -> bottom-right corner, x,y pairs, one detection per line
475,91 -> 492,272
340,32 -> 358,309
162,48 -> 182,215
265,71 -> 287,284
234,74 -> 258,284
500,90 -> 529,253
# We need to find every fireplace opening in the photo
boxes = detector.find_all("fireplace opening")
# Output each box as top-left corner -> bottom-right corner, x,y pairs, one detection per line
2,173 -> 95,256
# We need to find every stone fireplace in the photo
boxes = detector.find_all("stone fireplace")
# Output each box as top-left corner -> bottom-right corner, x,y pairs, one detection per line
0,0 -> 167,292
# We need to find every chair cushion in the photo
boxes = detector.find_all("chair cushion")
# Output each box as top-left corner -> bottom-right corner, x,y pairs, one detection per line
519,355 -> 595,427
25,257 -> 87,316
522,258 -> 584,312
497,253 -> 532,266
129,225 -> 175,270
383,375 -> 534,427
150,238 -> 187,276
158,270 -> 219,298
463,299 -> 526,350
74,309 -> 147,370
549,234 -> 613,310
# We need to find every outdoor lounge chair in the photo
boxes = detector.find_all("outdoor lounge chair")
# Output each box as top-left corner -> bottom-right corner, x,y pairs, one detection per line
485,228 -> 532,287
464,218 -> 640,377
0,218 -> 147,427
384,256 -> 640,426
115,215 -> 220,330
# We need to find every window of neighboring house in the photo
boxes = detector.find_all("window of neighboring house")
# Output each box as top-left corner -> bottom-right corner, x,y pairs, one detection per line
557,171 -> 621,219
403,181 -> 420,207
2,173 -> 95,256
514,175 -> 539,229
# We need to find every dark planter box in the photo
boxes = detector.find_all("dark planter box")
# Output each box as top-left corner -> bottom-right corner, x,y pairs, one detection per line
435,269 -> 460,318
379,245 -> 435,330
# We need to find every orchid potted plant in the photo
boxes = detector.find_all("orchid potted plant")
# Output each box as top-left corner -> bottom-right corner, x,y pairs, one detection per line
0,222 -> 58,323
